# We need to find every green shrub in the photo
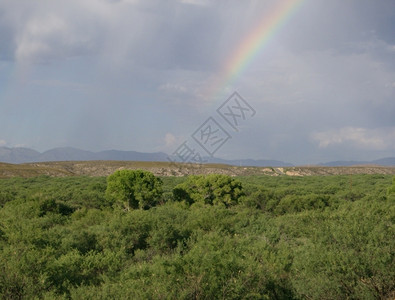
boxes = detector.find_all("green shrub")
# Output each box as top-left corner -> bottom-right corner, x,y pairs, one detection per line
387,176 -> 395,196
173,174 -> 244,207
0,173 -> 393,299
105,170 -> 163,210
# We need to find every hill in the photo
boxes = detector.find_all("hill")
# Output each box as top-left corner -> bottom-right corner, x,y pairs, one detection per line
0,147 -> 169,164
321,157 -> 395,167
0,147 -> 41,164
1,146 -> 394,167
0,147 -> 292,166
0,161 -> 394,178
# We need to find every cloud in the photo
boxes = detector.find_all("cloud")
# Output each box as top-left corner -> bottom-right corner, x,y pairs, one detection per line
179,0 -> 210,6
1,0 -> 224,70
163,133 -> 185,151
164,133 -> 177,147
15,15 -> 67,62
312,127 -> 395,150
158,83 -> 188,93
0,0 -> 105,63
0,140 -> 6,147
14,144 -> 28,148
0,0 -> 393,164
157,72 -> 211,108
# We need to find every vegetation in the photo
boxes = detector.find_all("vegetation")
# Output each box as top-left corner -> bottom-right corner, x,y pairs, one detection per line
0,171 -> 393,299
1,161 -> 395,179
388,176 -> 395,197
105,169 -> 163,210
173,174 -> 244,206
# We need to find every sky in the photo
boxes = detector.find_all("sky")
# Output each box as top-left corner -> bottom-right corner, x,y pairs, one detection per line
0,0 -> 394,165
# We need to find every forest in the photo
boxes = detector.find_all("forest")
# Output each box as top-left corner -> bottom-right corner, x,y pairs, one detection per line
0,171 -> 394,299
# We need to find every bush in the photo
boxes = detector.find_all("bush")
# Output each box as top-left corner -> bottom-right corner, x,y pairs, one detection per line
387,176 -> 395,196
173,174 -> 244,207
105,170 -> 163,210
242,188 -> 276,211
0,173 -> 393,299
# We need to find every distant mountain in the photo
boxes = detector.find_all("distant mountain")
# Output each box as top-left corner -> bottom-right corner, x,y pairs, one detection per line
0,147 -> 169,164
96,150 -> 168,162
0,147 -> 41,164
321,157 -> 395,167
40,147 -> 95,162
372,157 -> 395,166
0,146 -> 293,166
0,146 -> 394,167
320,160 -> 369,167
206,157 -> 293,167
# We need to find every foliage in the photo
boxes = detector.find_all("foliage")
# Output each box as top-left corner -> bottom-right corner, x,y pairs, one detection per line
0,173 -> 393,299
388,176 -> 395,196
173,174 -> 244,207
105,169 -> 163,210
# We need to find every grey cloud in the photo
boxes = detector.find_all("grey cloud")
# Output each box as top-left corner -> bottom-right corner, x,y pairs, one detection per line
0,0 -> 393,164
311,127 -> 395,151
0,0 -> 224,70
0,0 -> 106,63
279,0 -> 395,54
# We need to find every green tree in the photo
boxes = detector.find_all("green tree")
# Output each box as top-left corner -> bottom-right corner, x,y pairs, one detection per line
173,174 -> 244,207
105,170 -> 163,210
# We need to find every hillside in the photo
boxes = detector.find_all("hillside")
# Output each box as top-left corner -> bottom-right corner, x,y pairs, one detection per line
0,161 -> 394,178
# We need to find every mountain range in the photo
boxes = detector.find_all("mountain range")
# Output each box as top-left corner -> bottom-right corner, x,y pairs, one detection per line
319,157 -> 395,167
0,146 -> 394,167
0,147 -> 168,164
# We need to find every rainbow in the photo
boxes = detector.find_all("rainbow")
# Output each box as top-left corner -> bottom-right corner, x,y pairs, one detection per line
207,0 -> 305,101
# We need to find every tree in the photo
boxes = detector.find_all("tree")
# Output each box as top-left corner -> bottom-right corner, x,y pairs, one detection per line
173,174 -> 244,207
105,170 -> 163,210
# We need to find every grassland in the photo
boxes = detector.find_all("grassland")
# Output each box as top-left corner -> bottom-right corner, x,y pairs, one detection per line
0,172 -> 393,299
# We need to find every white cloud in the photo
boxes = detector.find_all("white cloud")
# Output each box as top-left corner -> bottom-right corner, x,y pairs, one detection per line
179,0 -> 210,6
4,0 -> 114,64
164,133 -> 182,149
158,83 -> 187,93
5,0 -> 214,65
385,81 -> 395,88
312,127 -> 395,150
15,14 -> 67,62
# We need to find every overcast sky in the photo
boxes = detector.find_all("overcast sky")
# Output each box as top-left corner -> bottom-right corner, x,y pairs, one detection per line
0,0 -> 394,164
